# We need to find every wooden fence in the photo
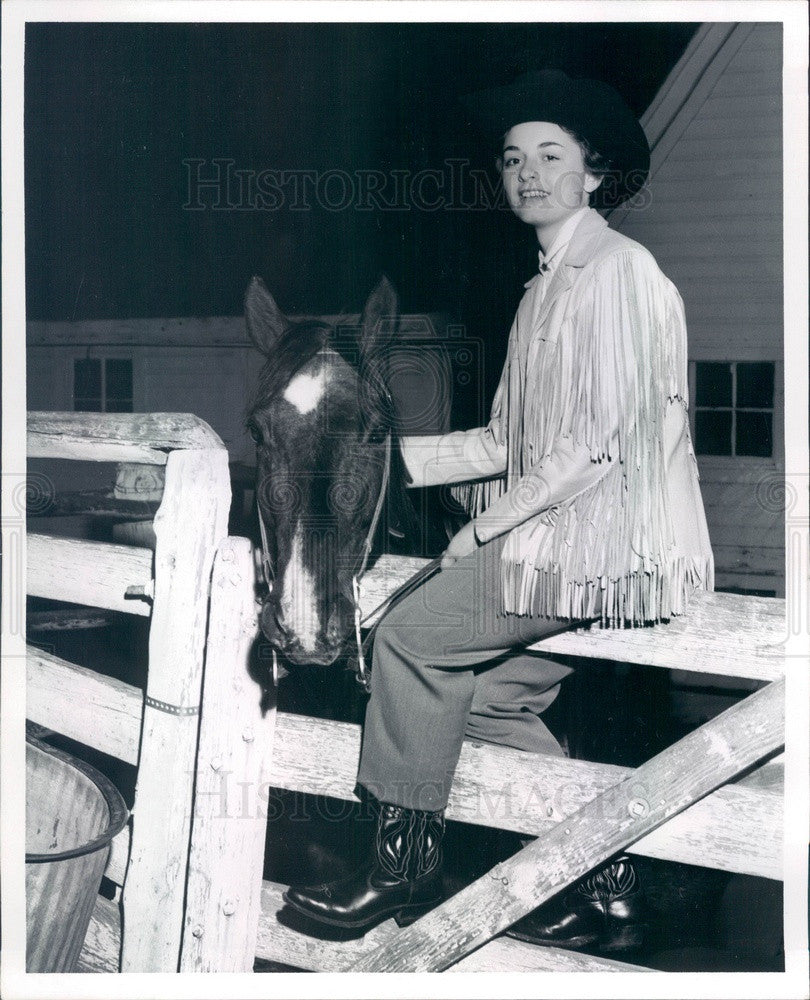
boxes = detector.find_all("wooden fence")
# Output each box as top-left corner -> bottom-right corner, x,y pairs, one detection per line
25,412 -> 786,974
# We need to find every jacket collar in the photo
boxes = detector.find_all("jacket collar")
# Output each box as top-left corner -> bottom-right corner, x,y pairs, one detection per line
526,209 -> 609,333
558,207 -> 609,267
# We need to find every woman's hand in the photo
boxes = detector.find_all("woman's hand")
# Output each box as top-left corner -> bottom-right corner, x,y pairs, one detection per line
441,520 -> 480,569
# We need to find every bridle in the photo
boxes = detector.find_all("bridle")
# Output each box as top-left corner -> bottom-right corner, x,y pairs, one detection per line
255,428 -> 440,692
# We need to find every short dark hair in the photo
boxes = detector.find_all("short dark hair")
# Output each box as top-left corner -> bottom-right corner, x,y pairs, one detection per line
562,126 -> 613,179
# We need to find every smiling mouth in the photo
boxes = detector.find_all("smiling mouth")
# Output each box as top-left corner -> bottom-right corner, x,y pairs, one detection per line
519,189 -> 550,200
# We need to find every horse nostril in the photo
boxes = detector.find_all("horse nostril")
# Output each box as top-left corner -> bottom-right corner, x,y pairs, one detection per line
274,611 -> 290,639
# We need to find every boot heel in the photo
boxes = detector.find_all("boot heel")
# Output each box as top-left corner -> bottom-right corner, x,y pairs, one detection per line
393,901 -> 437,927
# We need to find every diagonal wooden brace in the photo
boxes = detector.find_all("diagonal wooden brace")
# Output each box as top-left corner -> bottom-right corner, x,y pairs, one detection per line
354,677 -> 785,973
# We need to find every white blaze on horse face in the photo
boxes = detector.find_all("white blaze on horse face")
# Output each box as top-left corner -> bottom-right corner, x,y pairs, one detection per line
283,368 -> 327,415
280,521 -> 320,654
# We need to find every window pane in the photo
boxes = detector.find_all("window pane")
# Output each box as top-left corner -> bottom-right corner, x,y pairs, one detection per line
74,397 -> 103,412
695,410 -> 732,455
695,362 -> 732,407
74,359 -> 101,399
105,359 -> 133,401
736,410 -> 773,457
737,362 -> 774,409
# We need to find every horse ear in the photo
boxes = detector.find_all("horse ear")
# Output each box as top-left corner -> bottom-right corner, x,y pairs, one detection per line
245,276 -> 288,356
358,275 -> 399,361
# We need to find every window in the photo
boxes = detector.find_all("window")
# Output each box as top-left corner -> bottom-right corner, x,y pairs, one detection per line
74,359 -> 133,412
692,361 -> 774,458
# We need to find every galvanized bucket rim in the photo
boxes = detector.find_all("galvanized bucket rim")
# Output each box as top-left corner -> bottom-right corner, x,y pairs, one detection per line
26,734 -> 129,864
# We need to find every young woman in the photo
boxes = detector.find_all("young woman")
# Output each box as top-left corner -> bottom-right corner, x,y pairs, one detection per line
284,69 -> 713,949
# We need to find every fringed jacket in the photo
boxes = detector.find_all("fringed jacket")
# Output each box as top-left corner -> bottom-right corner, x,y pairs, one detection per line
402,208 -> 714,626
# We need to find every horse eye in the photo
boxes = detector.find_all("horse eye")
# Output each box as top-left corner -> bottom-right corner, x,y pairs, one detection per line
248,423 -> 263,444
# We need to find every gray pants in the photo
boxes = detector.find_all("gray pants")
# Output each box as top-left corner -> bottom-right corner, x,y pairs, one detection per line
357,534 -> 586,811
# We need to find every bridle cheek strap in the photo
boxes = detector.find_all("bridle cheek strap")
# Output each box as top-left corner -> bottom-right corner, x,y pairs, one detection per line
255,495 -> 280,686
351,433 -> 391,692
255,433 -> 392,692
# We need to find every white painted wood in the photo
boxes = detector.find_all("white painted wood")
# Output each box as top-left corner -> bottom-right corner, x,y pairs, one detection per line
181,538 -> 277,972
27,411 -> 223,462
26,644 -> 143,765
351,679 -> 784,971
714,576 -> 781,597
27,313 -> 450,348
27,533 -> 153,615
638,24 -> 739,149
268,711 -> 783,880
631,23 -> 754,193
121,448 -> 230,972
534,592 -> 784,681
710,545 -> 784,577
111,521 -> 157,549
255,880 -> 649,973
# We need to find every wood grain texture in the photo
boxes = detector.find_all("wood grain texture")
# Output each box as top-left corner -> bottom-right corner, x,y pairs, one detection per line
26,644 -> 143,765
27,533 -> 153,615
361,557 -> 786,681
26,488 -> 159,519
76,896 -> 121,973
180,538 -> 278,972
27,411 -> 224,463
534,591 -> 785,681
25,643 -> 782,880
351,679 -> 783,971
106,826 -> 130,887
255,880 -> 649,974
121,448 -> 231,972
268,711 -> 783,879
26,608 -> 114,631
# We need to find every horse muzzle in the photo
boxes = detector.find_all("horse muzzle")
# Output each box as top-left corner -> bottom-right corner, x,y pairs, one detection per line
258,598 -> 349,667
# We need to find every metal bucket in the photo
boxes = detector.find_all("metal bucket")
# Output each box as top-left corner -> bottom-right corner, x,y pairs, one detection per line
26,735 -> 129,972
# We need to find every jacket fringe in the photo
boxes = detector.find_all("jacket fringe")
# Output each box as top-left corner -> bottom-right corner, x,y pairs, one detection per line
453,248 -> 712,626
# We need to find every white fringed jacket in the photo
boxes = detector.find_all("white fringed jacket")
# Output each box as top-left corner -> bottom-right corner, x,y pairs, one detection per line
402,208 -> 714,626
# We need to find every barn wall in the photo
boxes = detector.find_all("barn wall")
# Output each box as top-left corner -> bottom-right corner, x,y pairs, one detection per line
613,22 -> 785,595
27,313 -> 454,467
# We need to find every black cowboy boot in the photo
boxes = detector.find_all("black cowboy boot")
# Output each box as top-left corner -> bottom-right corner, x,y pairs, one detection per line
506,856 -> 648,953
283,801 -> 445,931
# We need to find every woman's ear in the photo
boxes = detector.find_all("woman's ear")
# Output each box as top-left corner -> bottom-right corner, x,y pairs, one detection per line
583,171 -> 603,195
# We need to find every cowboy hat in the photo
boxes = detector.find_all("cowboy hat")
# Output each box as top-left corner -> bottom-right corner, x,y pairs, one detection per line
461,69 -> 650,207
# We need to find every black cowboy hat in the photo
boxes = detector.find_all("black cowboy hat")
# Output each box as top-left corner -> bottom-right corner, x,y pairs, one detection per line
461,69 -> 650,208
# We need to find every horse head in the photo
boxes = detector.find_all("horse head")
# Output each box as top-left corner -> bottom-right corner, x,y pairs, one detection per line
246,275 -> 411,667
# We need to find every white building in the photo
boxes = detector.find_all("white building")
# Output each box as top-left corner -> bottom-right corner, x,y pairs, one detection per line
609,22 -> 784,596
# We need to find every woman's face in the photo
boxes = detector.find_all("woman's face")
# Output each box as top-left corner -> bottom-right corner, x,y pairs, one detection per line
500,121 -> 601,236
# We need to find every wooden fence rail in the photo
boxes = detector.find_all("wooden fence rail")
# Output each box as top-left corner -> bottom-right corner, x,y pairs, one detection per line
26,412 -> 231,973
25,411 -> 787,975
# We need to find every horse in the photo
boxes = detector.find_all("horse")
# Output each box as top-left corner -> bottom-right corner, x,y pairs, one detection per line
245,275 -> 421,671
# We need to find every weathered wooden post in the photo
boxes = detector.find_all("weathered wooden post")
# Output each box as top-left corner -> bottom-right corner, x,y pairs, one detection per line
180,536 -> 277,972
120,446 -> 230,972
